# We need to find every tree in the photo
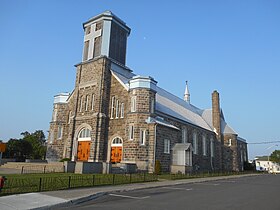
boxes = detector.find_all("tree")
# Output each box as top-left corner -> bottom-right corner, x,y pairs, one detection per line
21,130 -> 46,159
3,138 -> 32,161
4,139 -> 20,159
3,130 -> 47,161
270,150 -> 280,163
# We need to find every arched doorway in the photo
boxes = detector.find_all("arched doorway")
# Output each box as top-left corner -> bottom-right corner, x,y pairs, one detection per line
77,128 -> 91,161
111,137 -> 123,163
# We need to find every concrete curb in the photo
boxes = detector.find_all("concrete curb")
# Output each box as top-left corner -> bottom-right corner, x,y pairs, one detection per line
34,192 -> 107,210
36,174 -> 259,209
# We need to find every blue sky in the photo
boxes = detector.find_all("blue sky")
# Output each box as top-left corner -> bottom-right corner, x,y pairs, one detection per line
0,0 -> 279,159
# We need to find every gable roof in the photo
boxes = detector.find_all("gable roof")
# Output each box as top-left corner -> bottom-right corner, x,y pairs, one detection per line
155,87 -> 212,131
110,62 -> 238,135
200,109 -> 237,135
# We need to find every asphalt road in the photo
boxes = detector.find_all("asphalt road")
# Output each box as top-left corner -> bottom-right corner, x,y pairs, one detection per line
54,174 -> 280,210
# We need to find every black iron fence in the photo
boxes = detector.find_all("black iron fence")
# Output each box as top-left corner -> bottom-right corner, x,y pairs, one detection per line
20,165 -> 64,174
0,173 -> 158,196
0,171 -> 254,196
159,171 -> 249,180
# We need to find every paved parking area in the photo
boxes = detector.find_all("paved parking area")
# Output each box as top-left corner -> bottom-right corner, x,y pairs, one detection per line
53,175 -> 280,210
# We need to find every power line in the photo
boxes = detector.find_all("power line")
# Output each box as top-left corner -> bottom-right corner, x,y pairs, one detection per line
247,141 -> 280,145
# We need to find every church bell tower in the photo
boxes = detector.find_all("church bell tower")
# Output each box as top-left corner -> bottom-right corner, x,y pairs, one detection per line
82,11 -> 131,65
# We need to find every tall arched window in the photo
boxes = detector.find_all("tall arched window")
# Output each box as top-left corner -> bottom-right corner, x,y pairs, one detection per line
78,128 -> 91,140
193,132 -> 197,154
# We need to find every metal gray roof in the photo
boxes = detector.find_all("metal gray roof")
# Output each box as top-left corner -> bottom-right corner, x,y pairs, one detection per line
155,87 -> 213,131
200,109 -> 237,135
111,64 -> 240,136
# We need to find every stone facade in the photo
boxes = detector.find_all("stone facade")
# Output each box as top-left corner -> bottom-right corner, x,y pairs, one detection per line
46,11 -> 248,173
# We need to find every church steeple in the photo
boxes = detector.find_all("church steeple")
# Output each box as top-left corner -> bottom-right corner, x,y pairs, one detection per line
82,11 -> 131,65
184,81 -> 191,103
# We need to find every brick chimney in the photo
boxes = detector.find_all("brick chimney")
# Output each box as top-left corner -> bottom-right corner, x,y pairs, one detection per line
212,90 -> 221,141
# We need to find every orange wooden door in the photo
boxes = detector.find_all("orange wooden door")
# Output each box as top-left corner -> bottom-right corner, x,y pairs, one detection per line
77,141 -> 91,161
111,147 -> 122,163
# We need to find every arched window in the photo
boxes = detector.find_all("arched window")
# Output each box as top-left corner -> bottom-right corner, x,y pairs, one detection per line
78,128 -> 91,140
112,137 -> 123,146
193,132 -> 197,154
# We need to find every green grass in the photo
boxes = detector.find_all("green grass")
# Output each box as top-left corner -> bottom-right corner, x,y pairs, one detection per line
0,171 -> 254,196
158,171 -> 253,180
0,173 -> 158,196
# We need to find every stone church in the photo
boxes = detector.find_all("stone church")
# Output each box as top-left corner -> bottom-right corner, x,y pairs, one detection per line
46,11 -> 248,173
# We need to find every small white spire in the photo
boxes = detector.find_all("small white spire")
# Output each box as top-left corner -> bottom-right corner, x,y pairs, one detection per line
184,81 -> 190,103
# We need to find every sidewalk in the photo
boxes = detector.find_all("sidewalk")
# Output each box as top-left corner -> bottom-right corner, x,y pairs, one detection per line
0,174 -> 257,210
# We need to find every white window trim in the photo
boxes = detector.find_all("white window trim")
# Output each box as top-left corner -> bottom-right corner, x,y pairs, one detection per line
111,96 -> 115,119
68,111 -> 72,124
57,126 -> 63,139
210,138 -> 214,158
228,139 -> 232,147
53,109 -> 57,122
203,136 -> 207,156
78,128 -> 91,141
85,95 -> 89,111
164,139 -> 170,154
140,129 -> 146,146
120,103 -> 124,118
193,132 -> 197,155
131,96 -> 136,112
79,96 -> 83,112
116,100 -> 119,119
182,128 -> 187,143
91,94 -> 95,111
129,125 -> 134,140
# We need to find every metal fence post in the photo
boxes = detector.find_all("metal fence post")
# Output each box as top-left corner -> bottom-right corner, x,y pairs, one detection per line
92,175 -> 95,186
39,177 -> 42,192
44,166 -> 46,174
113,174 -> 115,185
21,166 -> 24,174
68,176 -> 71,189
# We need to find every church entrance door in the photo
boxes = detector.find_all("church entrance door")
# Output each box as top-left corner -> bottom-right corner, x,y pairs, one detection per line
110,137 -> 123,163
77,141 -> 91,161
111,147 -> 122,163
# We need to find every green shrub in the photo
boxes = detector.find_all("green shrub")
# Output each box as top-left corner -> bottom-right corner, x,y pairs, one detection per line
59,158 -> 71,162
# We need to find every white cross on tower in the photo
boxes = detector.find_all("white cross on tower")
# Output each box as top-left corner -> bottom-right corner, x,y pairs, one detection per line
83,23 -> 102,60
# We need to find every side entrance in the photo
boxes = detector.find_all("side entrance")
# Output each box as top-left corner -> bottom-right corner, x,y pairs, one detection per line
77,141 -> 91,161
110,137 -> 123,163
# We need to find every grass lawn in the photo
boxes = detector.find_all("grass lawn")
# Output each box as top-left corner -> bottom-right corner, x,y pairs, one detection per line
0,171 -> 254,196
0,173 -> 157,196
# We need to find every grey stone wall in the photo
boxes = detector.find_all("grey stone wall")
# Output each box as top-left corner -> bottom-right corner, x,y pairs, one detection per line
154,116 -> 220,173
46,103 -> 68,161
46,55 -> 247,174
